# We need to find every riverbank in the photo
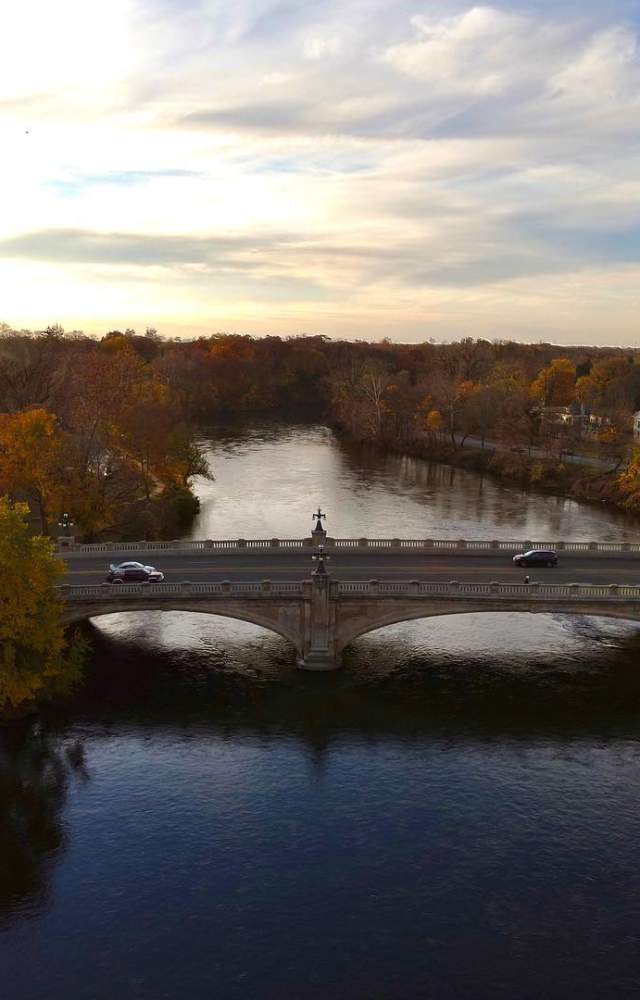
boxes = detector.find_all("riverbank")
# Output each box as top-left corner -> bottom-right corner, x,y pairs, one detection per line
74,485 -> 201,543
332,425 -> 640,521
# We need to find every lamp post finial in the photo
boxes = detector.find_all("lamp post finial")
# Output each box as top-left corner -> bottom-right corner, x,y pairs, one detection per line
312,507 -> 326,534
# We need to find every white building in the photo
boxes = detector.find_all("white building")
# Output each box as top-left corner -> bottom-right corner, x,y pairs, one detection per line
633,411 -> 640,439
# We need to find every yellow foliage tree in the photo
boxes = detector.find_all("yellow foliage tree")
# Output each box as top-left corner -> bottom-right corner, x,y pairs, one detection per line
0,498 -> 85,714
618,449 -> 640,507
530,357 -> 576,407
575,375 -> 598,408
0,409 -> 67,534
426,409 -> 443,432
417,396 -> 443,434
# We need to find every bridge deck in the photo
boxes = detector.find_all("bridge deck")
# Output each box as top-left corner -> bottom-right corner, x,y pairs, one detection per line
58,536 -> 640,670
61,549 -> 640,588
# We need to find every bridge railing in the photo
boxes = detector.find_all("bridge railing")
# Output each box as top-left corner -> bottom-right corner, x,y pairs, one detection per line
338,581 -> 640,600
58,537 -> 640,556
58,580 -> 640,603
57,538 -> 311,554
58,581 -> 307,601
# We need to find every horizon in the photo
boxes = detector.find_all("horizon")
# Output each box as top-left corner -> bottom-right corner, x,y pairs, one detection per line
5,326 -> 640,353
2,0 -> 640,344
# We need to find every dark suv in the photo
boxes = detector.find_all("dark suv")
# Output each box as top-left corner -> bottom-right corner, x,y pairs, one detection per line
106,561 -> 165,583
512,549 -> 558,568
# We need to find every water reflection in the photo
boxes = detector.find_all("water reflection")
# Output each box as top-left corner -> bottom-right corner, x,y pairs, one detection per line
190,424 -> 640,541
79,610 -> 640,736
0,730 -> 88,923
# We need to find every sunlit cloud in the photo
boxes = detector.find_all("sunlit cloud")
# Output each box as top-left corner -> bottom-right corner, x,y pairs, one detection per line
1,0 -> 640,342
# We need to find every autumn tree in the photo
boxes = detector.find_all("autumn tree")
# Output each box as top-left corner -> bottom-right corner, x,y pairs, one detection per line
153,344 -> 220,418
429,374 -> 475,444
328,359 -> 385,439
417,395 -> 443,441
445,337 -> 493,382
530,357 -> 576,407
114,378 -> 172,498
464,384 -> 505,448
593,409 -> 633,471
383,372 -> 424,438
0,328 -> 70,413
577,356 -> 640,415
359,362 -> 392,436
0,498 -> 85,715
619,448 -> 640,506
425,408 -> 443,436
0,409 -> 68,534
162,425 -> 213,489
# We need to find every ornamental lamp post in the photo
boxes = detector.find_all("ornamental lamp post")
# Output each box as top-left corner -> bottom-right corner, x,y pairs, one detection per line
312,543 -> 330,576
311,507 -> 327,544
57,512 -> 75,548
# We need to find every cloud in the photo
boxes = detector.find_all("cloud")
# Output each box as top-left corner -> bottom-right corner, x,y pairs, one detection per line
0,229 -> 283,267
2,1 -> 640,342
383,8 -> 640,140
7,201 -> 638,297
383,6 -> 535,96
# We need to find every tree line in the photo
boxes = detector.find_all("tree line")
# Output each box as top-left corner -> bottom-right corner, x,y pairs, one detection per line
0,325 -> 211,539
2,324 -> 640,538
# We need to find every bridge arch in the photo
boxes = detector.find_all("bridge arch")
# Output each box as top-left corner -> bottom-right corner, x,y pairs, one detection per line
335,603 -> 640,655
60,584 -> 640,671
63,601 -> 304,657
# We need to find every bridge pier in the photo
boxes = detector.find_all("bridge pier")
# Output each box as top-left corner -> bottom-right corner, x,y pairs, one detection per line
298,553 -> 341,670
297,649 -> 340,671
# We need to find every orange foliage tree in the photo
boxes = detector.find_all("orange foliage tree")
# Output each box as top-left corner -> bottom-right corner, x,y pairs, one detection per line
0,409 -> 68,534
530,358 -> 576,407
0,497 -> 85,714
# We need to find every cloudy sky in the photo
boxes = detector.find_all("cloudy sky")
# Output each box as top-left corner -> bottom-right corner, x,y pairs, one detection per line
1,0 -> 640,343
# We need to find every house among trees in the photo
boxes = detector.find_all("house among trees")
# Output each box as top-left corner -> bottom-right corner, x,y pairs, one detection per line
538,403 -> 609,436
633,411 -> 640,439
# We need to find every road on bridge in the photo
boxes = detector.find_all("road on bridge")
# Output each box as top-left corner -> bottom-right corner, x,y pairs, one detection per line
61,549 -> 640,588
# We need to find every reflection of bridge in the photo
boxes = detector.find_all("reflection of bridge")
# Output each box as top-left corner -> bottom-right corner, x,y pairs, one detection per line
58,517 -> 640,669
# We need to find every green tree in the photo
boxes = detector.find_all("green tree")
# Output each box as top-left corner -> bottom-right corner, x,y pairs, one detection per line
0,498 -> 85,715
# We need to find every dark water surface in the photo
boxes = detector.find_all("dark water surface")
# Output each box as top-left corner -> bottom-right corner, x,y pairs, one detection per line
3,424 -> 640,999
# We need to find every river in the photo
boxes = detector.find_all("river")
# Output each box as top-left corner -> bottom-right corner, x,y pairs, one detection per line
3,424 -> 640,999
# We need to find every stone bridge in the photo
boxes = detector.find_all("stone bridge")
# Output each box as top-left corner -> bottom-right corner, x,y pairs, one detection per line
60,575 -> 640,671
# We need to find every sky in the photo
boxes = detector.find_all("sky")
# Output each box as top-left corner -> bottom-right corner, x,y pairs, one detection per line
1,0 -> 640,344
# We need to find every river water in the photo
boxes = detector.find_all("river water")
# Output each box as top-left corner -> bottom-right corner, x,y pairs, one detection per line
3,424 -> 640,999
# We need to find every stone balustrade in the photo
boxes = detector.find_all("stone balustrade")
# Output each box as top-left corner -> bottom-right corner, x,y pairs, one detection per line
57,537 -> 640,556
58,580 -> 640,603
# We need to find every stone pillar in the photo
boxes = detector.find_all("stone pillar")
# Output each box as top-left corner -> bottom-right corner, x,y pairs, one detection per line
298,552 -> 339,671
311,527 -> 327,547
